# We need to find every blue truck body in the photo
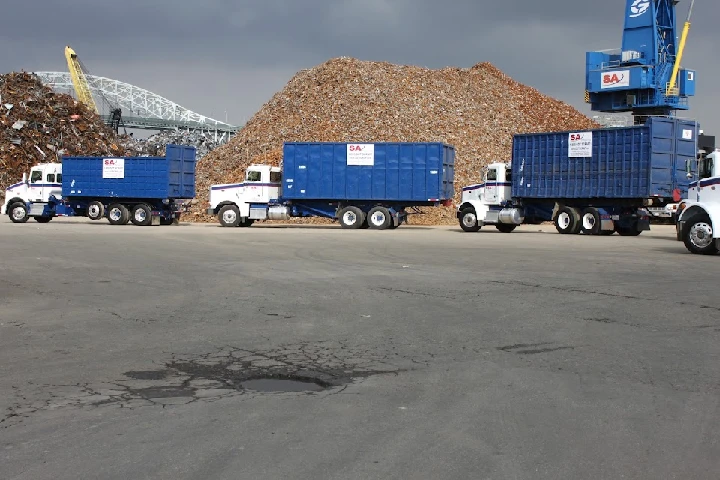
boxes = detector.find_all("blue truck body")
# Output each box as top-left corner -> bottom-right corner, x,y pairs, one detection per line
62,144 -> 196,200
36,144 -> 196,225
279,142 -> 455,225
511,117 -> 698,202
281,142 -> 455,203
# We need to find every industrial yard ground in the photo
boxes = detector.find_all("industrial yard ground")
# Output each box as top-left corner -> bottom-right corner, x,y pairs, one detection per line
1,220 -> 719,479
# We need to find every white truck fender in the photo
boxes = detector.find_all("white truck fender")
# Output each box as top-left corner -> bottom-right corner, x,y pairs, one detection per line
457,199 -> 492,224
678,202 -> 720,239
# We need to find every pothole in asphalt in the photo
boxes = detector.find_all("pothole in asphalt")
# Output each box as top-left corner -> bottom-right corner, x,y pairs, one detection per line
124,370 -> 168,380
241,376 -> 329,393
2,340 -> 427,427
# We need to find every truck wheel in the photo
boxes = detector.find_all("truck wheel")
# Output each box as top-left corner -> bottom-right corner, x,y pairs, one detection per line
338,206 -> 364,229
496,224 -> 516,233
237,217 -> 254,228
580,207 -> 601,235
107,204 -> 129,225
9,203 -> 29,223
131,204 -> 153,226
683,214 -> 718,255
554,206 -> 579,234
459,207 -> 481,232
87,201 -> 105,221
34,217 -> 52,223
218,205 -> 240,227
368,207 -> 391,230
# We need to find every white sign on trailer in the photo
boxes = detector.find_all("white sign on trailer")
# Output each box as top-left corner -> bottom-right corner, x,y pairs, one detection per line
568,132 -> 593,158
103,158 -> 125,178
347,144 -> 374,166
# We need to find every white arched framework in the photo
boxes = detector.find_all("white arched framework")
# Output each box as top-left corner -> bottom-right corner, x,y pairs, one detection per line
34,71 -> 240,133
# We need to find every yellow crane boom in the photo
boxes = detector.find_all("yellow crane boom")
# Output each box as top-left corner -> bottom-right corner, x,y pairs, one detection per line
64,45 -> 98,113
666,0 -> 696,96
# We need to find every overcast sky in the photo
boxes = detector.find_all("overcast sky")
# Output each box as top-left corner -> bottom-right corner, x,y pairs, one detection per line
2,0 -> 718,136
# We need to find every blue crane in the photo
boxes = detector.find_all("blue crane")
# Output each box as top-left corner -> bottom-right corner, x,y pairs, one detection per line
585,0 -> 697,125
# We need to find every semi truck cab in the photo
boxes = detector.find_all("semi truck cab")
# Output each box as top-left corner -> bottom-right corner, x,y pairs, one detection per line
2,163 -> 63,222
676,150 -> 720,254
456,162 -> 523,233
207,164 -> 283,227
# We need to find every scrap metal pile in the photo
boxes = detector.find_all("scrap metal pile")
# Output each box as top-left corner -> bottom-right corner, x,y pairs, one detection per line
128,130 -> 225,159
0,72 -> 131,194
191,57 -> 600,224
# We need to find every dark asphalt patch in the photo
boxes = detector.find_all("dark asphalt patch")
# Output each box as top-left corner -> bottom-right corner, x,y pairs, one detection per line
2,340 -> 421,427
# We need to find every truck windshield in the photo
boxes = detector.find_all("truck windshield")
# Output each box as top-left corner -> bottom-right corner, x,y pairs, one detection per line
486,169 -> 497,182
247,171 -> 261,182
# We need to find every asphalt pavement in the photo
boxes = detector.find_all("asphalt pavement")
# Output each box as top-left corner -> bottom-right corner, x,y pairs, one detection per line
1,218 -> 719,480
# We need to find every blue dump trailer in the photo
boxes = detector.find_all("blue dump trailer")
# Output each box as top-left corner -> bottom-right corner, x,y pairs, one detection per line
457,117 -> 701,236
3,144 -> 196,225
207,142 -> 455,229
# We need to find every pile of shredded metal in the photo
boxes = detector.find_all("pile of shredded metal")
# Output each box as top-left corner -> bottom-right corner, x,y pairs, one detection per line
191,57 -> 599,225
0,72 -> 132,195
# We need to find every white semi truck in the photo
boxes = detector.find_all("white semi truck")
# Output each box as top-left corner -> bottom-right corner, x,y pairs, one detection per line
675,149 -> 720,255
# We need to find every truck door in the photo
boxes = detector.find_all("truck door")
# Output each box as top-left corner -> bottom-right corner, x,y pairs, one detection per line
245,170 -> 264,202
483,167 -> 499,203
28,169 -> 44,202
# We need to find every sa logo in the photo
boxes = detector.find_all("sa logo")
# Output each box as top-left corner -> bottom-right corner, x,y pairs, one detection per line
104,159 -> 118,165
348,145 -> 364,151
603,73 -> 625,86
570,134 -> 584,141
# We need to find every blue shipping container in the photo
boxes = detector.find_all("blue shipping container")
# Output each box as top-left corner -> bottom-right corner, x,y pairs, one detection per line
511,117 -> 699,201
281,142 -> 455,202
61,144 -> 196,200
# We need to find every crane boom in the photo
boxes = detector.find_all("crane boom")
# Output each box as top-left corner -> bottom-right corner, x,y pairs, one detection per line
666,0 -> 695,96
64,46 -> 98,114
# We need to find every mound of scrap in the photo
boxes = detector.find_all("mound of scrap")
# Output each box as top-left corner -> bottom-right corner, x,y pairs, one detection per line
192,57 -> 599,225
0,72 -> 134,195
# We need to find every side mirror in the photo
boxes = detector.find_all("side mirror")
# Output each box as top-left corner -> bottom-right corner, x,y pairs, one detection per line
22,172 -> 27,184
685,159 -> 693,179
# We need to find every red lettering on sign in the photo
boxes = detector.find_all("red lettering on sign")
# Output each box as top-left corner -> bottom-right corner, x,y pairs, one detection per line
603,73 -> 624,85
349,145 -> 364,151
570,134 -> 582,141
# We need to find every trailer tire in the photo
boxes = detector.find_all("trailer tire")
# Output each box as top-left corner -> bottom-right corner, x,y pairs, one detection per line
237,217 -> 254,228
107,203 -> 130,225
338,206 -> 364,229
495,224 -> 516,233
554,206 -> 580,234
8,203 -> 29,223
34,216 -> 52,223
87,201 -> 105,221
368,206 -> 391,230
131,204 -> 153,226
218,204 -> 240,227
459,207 -> 481,232
580,207 -> 601,235
682,214 -> 718,255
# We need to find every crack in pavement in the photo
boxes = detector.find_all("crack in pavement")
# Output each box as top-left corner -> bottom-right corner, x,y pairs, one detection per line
1,339 -> 429,429
489,280 -> 720,313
